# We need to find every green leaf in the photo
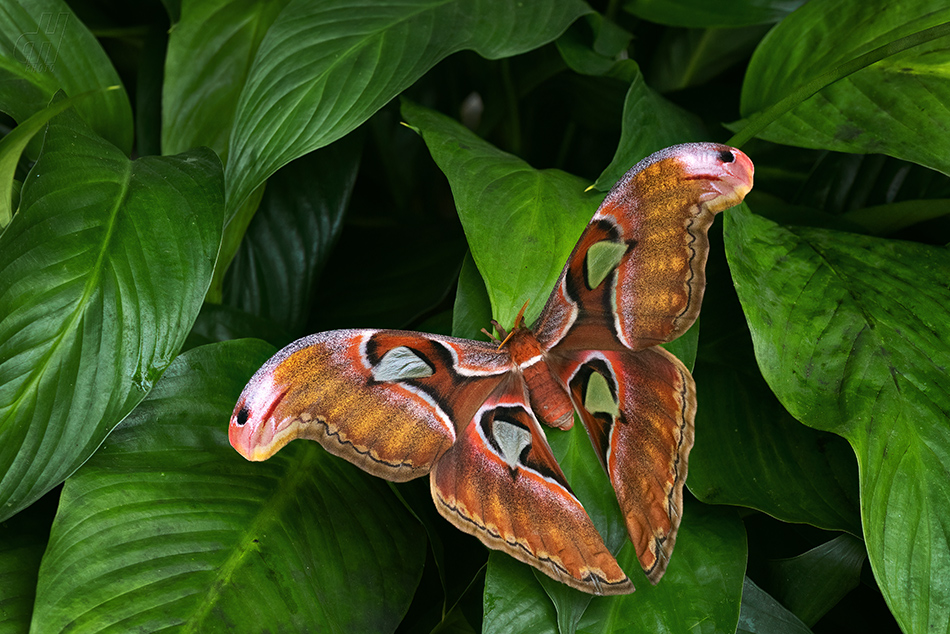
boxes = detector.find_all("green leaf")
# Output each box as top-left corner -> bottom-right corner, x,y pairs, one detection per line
725,205 -> 950,634
593,67 -> 706,191
737,576 -> 812,634
483,553 -> 558,634
576,502 -> 746,634
0,110 -> 224,521
483,503 -> 746,634
32,339 -> 426,633
556,14 -> 637,80
0,0 -> 132,154
452,252 -> 492,341
223,136 -> 361,335
224,0 -> 591,215
0,91 -> 80,228
623,0 -> 803,27
161,0 -> 290,159
765,534 -> 866,626
689,355 -> 861,534
738,0 -> 950,175
401,99 -> 599,329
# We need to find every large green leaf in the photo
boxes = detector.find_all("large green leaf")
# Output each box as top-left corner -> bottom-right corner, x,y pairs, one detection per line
402,99 -> 600,329
32,339 -> 426,633
161,0 -> 290,158
482,553 -> 558,634
577,503 -> 745,634
224,0 -> 590,215
223,136 -> 361,335
725,205 -> 950,634
484,500 -> 746,634
0,0 -> 132,154
0,111 -> 224,521
739,0 -> 950,175
592,65 -> 707,191
689,356 -> 861,534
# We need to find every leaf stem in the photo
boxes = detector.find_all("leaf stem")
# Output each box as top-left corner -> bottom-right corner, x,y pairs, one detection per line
728,20 -> 950,148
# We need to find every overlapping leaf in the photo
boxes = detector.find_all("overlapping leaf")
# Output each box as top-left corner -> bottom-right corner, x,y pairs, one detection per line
32,339 -> 426,633
484,501 -> 746,634
688,355 -> 861,534
402,99 -> 600,329
739,0 -> 950,175
0,0 -> 132,153
593,67 -> 706,191
223,137 -> 361,335
0,110 -> 224,521
161,0 -> 290,158
765,534 -> 866,626
725,205 -> 950,634
737,577 -> 812,634
224,0 -> 590,214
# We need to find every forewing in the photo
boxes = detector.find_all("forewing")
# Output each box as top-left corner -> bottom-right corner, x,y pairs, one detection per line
229,329 -> 508,481
556,346 -> 696,583
533,143 -> 753,352
430,378 -> 634,595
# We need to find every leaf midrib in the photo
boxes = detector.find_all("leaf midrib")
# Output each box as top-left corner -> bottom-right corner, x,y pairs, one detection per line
181,445 -> 320,632
0,160 -> 133,478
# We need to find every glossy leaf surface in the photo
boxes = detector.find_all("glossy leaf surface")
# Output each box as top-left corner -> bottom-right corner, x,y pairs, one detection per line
736,577 -> 812,634
740,0 -> 950,175
224,0 -> 590,214
725,205 -> 950,634
0,0 -> 133,153
223,137 -> 361,335
0,111 -> 224,520
33,340 -> 426,633
402,99 -> 599,329
161,0 -> 289,159
689,355 -> 861,534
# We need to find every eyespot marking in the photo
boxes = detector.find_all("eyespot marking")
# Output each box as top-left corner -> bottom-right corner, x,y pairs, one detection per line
585,240 -> 627,290
372,346 -> 435,382
235,406 -> 250,427
718,149 -> 735,163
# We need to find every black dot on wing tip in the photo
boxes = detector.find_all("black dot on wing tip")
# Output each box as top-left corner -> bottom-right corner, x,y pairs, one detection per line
718,149 -> 735,163
236,406 -> 249,427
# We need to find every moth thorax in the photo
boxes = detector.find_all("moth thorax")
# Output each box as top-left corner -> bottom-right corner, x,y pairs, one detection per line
504,330 -> 574,429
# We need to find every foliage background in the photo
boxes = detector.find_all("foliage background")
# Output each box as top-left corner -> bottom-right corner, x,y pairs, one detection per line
1,0 -> 948,632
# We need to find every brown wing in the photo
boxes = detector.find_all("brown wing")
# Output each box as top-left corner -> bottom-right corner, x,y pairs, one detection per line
430,377 -> 634,595
533,143 -> 753,353
554,346 -> 695,583
229,329 -> 508,481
